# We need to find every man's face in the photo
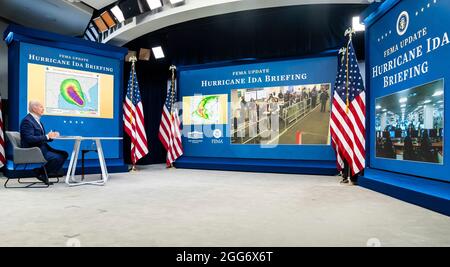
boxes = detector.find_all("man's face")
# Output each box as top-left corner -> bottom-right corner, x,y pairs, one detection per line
33,103 -> 44,116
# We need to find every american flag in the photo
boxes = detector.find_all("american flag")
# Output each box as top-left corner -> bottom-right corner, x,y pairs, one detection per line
123,66 -> 149,165
158,79 -> 183,167
330,39 -> 366,175
0,95 -> 5,168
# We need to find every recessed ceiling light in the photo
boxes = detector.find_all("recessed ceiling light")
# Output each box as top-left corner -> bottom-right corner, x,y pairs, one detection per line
423,99 -> 432,104
376,105 -> 382,109
400,104 -> 406,108
399,97 -> 407,103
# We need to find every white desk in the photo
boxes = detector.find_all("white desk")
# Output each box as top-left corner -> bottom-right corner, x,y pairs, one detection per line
55,137 -> 123,186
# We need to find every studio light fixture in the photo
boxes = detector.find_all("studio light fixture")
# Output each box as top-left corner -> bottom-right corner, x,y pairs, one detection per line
119,0 -> 146,20
111,5 -> 125,23
169,0 -> 185,5
352,16 -> 365,32
93,17 -> 108,33
84,30 -> 96,42
146,0 -> 163,10
88,23 -> 99,39
139,48 -> 151,61
101,11 -> 117,28
152,46 -> 165,59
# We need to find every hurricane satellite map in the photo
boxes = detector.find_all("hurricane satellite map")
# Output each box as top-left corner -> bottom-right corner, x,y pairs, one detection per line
191,95 -> 221,124
45,67 -> 100,117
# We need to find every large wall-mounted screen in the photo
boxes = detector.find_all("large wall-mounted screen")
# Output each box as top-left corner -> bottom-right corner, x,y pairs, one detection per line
179,56 -> 338,161
28,64 -> 114,118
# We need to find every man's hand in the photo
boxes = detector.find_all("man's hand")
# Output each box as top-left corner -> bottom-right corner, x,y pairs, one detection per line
47,131 -> 60,139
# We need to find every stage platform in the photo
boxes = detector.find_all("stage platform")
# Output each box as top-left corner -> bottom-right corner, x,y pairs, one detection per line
360,169 -> 450,216
175,157 -> 338,176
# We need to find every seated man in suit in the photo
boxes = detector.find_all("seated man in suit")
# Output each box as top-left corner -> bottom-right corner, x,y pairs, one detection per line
20,101 -> 69,185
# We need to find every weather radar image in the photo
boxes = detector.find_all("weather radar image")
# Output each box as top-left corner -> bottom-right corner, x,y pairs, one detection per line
45,67 -> 100,117
183,94 -> 228,126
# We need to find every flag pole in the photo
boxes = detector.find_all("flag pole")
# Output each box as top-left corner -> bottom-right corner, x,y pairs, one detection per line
168,65 -> 177,169
344,27 -> 355,182
130,56 -> 138,172
344,27 -> 355,114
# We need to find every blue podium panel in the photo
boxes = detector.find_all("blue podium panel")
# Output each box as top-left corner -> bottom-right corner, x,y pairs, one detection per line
366,0 -> 449,182
177,55 -> 339,174
3,25 -> 128,174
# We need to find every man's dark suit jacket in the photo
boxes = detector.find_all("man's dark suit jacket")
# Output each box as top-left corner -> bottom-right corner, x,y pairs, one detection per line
20,113 -> 54,155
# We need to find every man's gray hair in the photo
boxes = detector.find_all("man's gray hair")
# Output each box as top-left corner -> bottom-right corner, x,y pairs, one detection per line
28,100 -> 42,113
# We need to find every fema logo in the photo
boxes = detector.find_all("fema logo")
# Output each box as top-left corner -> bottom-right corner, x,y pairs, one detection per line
213,129 -> 223,139
397,11 -> 409,36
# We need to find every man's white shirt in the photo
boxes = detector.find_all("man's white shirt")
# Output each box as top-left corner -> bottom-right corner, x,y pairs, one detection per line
30,113 -> 49,140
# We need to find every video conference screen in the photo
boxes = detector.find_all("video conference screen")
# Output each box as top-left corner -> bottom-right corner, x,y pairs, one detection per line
179,56 -> 338,161
229,83 -> 332,146
375,79 -> 444,165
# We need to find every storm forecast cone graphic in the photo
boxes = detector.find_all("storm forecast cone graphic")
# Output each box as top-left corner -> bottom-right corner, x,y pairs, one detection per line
60,78 -> 86,107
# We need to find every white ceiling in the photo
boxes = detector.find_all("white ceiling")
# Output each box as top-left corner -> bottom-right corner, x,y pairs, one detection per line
105,0 -> 369,46
0,0 -> 369,41
81,0 -> 117,10
0,0 -> 94,36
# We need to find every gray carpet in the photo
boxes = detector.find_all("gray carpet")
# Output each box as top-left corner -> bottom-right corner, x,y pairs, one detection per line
0,164 -> 449,247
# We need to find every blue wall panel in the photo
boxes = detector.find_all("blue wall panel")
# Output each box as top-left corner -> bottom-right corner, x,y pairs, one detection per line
366,0 -> 450,182
4,25 -> 128,173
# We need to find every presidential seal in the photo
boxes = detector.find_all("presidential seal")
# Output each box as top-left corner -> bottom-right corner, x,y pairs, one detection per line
397,11 -> 409,36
